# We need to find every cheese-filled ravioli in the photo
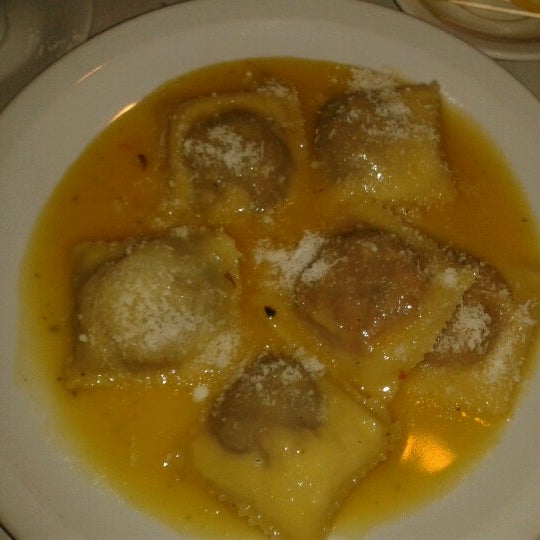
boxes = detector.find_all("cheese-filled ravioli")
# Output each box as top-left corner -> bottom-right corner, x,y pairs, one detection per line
403,263 -> 537,416
294,228 -> 476,398
167,90 -> 307,216
191,352 -> 395,539
65,230 -> 241,387
315,82 -> 454,206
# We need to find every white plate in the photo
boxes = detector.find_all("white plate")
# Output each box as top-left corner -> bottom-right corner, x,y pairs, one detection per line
1,0 -> 539,538
396,0 -> 540,60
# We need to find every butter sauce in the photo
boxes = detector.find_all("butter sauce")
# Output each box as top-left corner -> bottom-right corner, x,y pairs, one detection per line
19,58 -> 540,539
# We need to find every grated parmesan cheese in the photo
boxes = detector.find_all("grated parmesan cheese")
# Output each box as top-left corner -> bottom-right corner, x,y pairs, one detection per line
254,232 -> 326,289
257,79 -> 298,100
93,251 -> 205,355
183,124 -> 263,177
436,302 -> 492,354
294,348 -> 326,377
300,255 -> 346,286
440,267 -> 459,288
198,331 -> 241,370
193,385 -> 210,402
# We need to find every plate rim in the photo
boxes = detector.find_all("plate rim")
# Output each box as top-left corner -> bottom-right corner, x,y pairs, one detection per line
395,0 -> 540,60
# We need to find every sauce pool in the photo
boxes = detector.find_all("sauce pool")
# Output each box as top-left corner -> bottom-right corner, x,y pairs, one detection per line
18,57 -> 540,539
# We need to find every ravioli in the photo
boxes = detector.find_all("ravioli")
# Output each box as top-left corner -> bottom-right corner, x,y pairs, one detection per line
65,229 -> 241,387
402,263 -> 536,416
315,82 -> 454,206
167,90 -> 307,217
191,353 -> 395,539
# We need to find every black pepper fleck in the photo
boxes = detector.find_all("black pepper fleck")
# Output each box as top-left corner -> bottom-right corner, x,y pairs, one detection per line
137,153 -> 148,169
224,272 -> 236,286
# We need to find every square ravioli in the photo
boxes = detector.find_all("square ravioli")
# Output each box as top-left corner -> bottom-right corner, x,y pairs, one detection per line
315,82 -> 454,207
65,229 -> 241,388
402,263 -> 537,416
190,353 -> 395,539
166,89 -> 308,217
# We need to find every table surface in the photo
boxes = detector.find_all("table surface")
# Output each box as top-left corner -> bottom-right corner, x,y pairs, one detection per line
90,0 -> 540,98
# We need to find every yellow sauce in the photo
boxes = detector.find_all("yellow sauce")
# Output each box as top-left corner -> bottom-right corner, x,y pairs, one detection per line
18,58 -> 540,538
